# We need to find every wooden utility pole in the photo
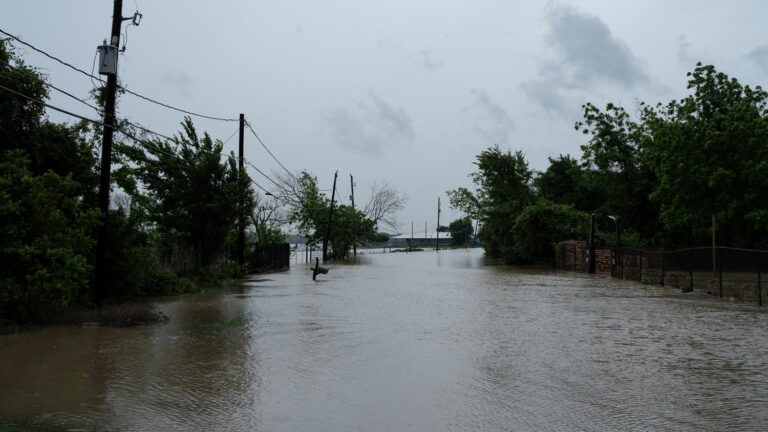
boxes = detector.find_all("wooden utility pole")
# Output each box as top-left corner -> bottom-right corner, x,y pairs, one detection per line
237,114 -> 246,266
436,197 -> 441,251
94,0 -> 124,307
350,174 -> 356,257
323,171 -> 338,262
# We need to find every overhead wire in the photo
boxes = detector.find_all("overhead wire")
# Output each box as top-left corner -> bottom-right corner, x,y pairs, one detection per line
116,126 -> 180,161
0,29 -> 302,198
245,121 -> 295,178
118,120 -> 245,165
0,65 -> 278,212
3,59 -> 102,112
244,159 -> 288,192
249,178 -> 270,194
0,27 -> 239,122
120,119 -> 176,143
116,128 -> 271,201
0,57 -> 103,113
222,126 -> 240,145
0,78 -> 236,168
0,79 -> 292,203
0,82 -> 108,127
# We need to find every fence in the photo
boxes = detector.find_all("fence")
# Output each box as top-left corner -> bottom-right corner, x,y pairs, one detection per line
249,243 -> 290,273
555,243 -> 766,306
556,241 -> 612,274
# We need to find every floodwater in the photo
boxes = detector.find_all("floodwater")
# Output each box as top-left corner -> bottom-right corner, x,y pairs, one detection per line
2,249 -> 768,431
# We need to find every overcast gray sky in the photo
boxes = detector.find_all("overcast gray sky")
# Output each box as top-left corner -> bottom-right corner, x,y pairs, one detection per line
4,1 -> 768,233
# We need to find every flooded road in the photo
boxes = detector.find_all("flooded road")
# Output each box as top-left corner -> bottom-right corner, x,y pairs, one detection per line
2,249 -> 768,431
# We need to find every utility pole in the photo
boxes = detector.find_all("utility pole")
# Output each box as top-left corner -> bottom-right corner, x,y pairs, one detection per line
323,171 -> 338,262
425,221 -> 427,241
350,174 -> 356,257
93,0 -> 124,307
238,114 -> 246,267
436,197 -> 441,251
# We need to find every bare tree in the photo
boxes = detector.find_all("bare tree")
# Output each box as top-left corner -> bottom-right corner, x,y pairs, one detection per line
362,181 -> 408,231
272,170 -> 312,211
273,171 -> 406,233
250,192 -> 290,241
111,191 -> 132,212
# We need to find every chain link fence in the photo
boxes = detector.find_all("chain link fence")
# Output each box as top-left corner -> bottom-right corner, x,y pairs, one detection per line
249,243 -> 290,273
557,243 -> 766,306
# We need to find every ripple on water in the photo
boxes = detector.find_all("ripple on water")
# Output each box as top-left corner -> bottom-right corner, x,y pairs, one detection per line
2,249 -> 768,431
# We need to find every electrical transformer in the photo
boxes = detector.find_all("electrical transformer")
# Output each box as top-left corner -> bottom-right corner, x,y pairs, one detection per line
97,40 -> 118,76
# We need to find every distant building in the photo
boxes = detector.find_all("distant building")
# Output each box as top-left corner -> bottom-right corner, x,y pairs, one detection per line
286,234 -> 309,245
390,231 -> 452,247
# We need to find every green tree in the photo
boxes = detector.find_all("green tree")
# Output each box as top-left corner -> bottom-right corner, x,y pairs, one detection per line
507,200 -> 588,264
534,154 -> 598,213
0,41 -> 102,321
640,64 -> 768,248
0,151 -> 98,321
117,118 -> 254,269
284,171 -> 375,259
448,217 -> 473,246
575,103 -> 660,243
0,40 -> 46,150
448,145 -> 534,260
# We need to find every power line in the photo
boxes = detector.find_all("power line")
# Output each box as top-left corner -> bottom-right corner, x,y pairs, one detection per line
249,178 -> 270,194
122,83 -> 239,122
117,128 -> 263,205
118,120 -> 241,163
1,29 -> 301,189
0,82 -> 108,127
222,126 -> 240,145
245,121 -> 295,178
120,120 -> 177,142
0,57 -> 103,114
0,82 -> 260,175
0,85 -> 235,165
0,27 -> 239,122
116,127 -> 180,161
0,28 -> 97,85
0,73 -> 268,205
244,159 -> 288,192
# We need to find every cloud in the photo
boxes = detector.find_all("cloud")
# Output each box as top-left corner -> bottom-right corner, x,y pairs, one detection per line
522,4 -> 648,113
677,35 -> 694,65
420,49 -> 444,70
746,45 -> 768,72
542,5 -> 648,88
520,80 -> 567,114
469,89 -> 515,145
677,35 -> 720,70
326,92 -> 414,156
159,71 -> 192,96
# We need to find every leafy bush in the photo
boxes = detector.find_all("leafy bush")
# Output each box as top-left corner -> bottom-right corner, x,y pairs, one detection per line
506,200 -> 588,264
0,152 -> 98,321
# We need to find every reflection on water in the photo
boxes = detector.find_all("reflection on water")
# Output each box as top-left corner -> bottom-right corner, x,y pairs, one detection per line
2,249 -> 767,431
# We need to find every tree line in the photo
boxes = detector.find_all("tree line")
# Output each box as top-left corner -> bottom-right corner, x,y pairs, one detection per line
448,64 -> 768,264
0,40 -> 404,323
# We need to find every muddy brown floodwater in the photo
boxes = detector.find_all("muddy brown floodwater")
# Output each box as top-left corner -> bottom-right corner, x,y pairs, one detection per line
2,249 -> 768,431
